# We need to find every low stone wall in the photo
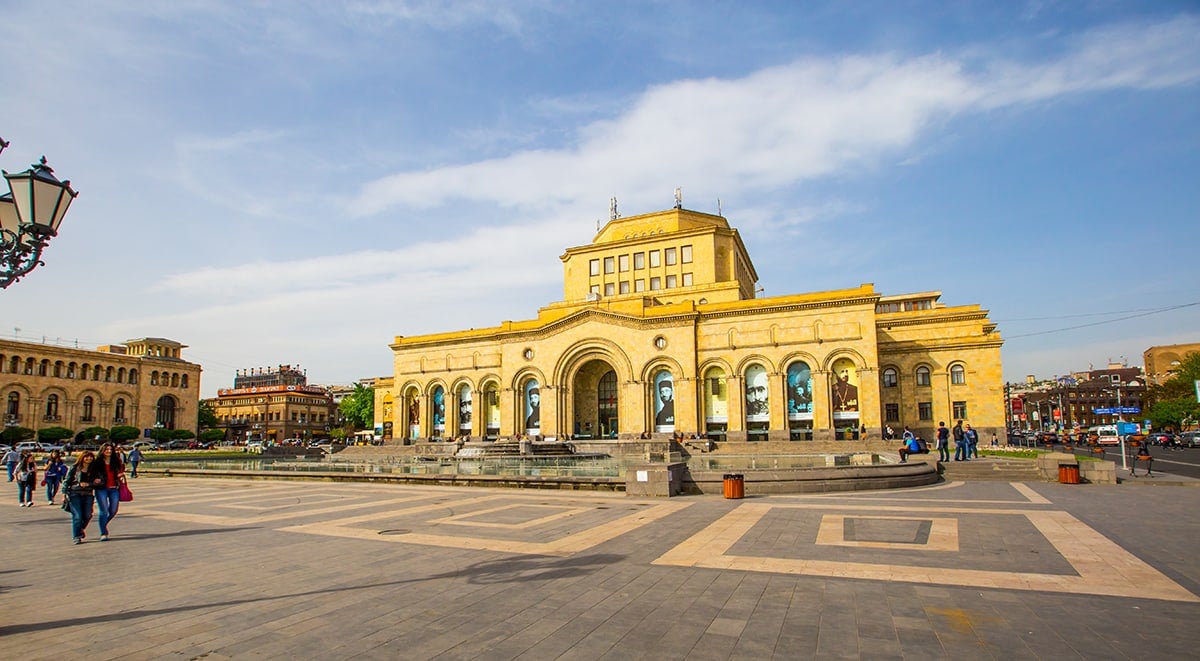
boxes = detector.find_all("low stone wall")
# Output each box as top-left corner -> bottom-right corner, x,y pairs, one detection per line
1036,452 -> 1117,485
682,461 -> 938,495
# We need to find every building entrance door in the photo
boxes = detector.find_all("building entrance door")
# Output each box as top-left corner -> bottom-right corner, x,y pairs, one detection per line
571,359 -> 617,439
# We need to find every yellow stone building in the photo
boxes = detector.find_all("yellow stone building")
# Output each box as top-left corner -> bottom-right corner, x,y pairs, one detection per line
0,337 -> 202,437
204,365 -> 336,444
378,207 -> 1004,444
1143,343 -> 1200,384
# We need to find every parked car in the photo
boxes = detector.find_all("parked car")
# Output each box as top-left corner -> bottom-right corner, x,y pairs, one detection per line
14,441 -> 41,453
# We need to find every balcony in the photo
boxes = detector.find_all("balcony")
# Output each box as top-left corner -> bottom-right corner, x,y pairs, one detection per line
80,417 -> 95,423
43,415 -> 62,422
112,417 -> 127,424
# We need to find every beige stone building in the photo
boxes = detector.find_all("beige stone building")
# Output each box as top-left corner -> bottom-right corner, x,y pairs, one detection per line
204,365 -> 335,443
377,207 -> 1004,444
0,337 -> 202,438
1143,343 -> 1200,384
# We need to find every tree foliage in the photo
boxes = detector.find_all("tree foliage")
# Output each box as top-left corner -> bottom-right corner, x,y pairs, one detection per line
171,428 -> 196,440
37,426 -> 74,442
339,384 -> 375,430
198,400 -> 219,428
109,425 -> 141,442
1145,351 -> 1200,431
77,426 -> 109,443
1,425 -> 35,443
201,429 -> 226,442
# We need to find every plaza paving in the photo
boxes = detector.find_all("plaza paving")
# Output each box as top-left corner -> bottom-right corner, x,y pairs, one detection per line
3,476 -> 1199,659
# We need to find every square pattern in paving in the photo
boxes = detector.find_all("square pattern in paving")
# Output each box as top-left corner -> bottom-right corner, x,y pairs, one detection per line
653,501 -> 1200,602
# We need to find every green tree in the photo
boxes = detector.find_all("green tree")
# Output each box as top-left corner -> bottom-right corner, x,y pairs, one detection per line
170,428 -> 196,440
339,384 -> 375,430
1,425 -> 35,443
109,425 -> 141,442
37,426 -> 74,443
78,426 -> 109,442
1145,352 -> 1200,431
198,400 -> 219,428
200,429 -> 225,443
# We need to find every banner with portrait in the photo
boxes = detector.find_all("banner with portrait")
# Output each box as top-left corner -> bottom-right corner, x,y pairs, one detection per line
458,384 -> 472,432
830,358 -> 860,420
524,379 -> 541,434
653,369 -> 675,433
786,361 -> 813,421
431,386 -> 446,434
744,364 -> 769,423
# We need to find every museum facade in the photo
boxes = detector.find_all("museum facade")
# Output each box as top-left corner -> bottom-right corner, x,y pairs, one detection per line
378,207 -> 1004,444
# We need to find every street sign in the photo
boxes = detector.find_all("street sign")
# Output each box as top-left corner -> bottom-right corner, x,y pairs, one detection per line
1092,407 -> 1141,415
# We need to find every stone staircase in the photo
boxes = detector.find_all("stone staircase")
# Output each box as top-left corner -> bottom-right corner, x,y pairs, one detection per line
936,457 -> 1042,482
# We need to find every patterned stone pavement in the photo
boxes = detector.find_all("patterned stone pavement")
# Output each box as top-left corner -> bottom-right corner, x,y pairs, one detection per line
3,477 -> 1199,659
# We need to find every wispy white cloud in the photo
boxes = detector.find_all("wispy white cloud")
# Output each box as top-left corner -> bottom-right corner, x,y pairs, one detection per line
349,15 -> 1199,221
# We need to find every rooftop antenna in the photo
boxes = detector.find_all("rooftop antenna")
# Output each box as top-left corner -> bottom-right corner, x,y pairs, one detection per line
717,198 -> 723,216
674,187 -> 682,209
609,197 -> 619,221
596,219 -> 601,232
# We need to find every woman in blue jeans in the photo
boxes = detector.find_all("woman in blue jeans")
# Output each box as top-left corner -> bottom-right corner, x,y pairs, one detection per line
64,450 -> 101,544
93,443 -> 127,541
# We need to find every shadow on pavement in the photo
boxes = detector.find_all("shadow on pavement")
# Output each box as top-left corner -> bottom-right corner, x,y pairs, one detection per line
0,552 -> 625,635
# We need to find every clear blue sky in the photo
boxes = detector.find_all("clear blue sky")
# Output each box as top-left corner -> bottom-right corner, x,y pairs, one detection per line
3,1 -> 1197,397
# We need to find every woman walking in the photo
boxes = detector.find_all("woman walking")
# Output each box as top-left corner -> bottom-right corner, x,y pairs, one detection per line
42,449 -> 68,505
93,443 -> 127,541
15,451 -> 37,506
64,450 -> 101,544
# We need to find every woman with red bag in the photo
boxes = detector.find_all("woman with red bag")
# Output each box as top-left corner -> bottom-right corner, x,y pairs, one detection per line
93,443 -> 128,541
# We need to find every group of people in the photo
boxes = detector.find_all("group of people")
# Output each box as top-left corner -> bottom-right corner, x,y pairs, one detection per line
6,442 -> 130,544
898,420 -> 980,463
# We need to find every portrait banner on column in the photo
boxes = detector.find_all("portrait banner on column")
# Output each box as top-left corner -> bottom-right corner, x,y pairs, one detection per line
653,370 -> 675,433
745,364 -> 769,423
786,361 -> 813,421
524,380 -> 541,435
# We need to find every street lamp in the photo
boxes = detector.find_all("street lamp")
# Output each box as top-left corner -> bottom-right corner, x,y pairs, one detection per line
0,139 -> 79,289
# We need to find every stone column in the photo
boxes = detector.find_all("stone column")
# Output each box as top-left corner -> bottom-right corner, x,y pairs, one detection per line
812,370 -> 834,440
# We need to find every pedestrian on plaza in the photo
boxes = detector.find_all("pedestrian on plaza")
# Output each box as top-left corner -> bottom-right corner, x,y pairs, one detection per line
64,450 -> 101,544
990,432 -> 999,447
42,449 -> 68,504
884,425 -> 895,440
93,442 -> 127,541
965,423 -> 980,459
860,424 -> 868,440
128,446 -> 144,478
15,451 -> 37,506
1134,444 -> 1153,477
935,421 -> 951,462
3,446 -> 19,481
953,420 -> 967,461
902,426 -> 915,442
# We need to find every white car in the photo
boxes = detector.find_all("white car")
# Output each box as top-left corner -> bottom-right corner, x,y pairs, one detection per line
15,441 -> 41,453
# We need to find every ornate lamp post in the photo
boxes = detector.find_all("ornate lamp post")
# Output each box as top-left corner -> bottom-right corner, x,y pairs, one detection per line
0,138 -> 79,289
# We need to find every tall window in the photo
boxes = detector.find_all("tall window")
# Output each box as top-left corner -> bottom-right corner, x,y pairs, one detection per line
589,259 -> 600,276
598,370 -> 617,420
619,281 -> 630,294
953,401 -> 968,419
83,396 -> 94,420
604,283 -> 615,296
650,277 -> 661,290
916,367 -> 931,386
882,368 -> 898,388
115,398 -> 126,422
682,273 -> 693,286
45,394 -> 59,419
634,252 -> 645,269
618,254 -> 629,271
664,247 -> 677,266
918,401 -> 933,420
666,275 -> 677,288
649,250 -> 661,267
7,392 -> 19,417
634,279 -> 645,292
950,364 -> 966,385
681,245 -> 692,263
603,256 -> 615,274
885,403 -> 899,421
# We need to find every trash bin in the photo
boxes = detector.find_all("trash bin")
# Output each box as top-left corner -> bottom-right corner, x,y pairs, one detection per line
724,473 -> 745,499
1058,463 -> 1080,484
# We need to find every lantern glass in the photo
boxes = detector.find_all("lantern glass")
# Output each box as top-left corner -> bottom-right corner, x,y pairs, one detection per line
0,193 -> 19,235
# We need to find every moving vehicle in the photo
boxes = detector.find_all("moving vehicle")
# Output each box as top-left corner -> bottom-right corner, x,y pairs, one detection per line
1090,425 -> 1120,446
1179,431 -> 1200,448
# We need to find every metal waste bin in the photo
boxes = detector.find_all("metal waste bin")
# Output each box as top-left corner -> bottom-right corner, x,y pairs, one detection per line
723,473 -> 745,499
1058,463 -> 1080,484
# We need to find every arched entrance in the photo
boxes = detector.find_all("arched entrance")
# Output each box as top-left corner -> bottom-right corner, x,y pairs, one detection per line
156,394 -> 177,429
571,359 -> 618,439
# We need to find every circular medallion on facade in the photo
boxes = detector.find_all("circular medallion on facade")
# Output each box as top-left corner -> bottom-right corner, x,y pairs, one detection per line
654,336 -> 668,350
523,348 -> 534,361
